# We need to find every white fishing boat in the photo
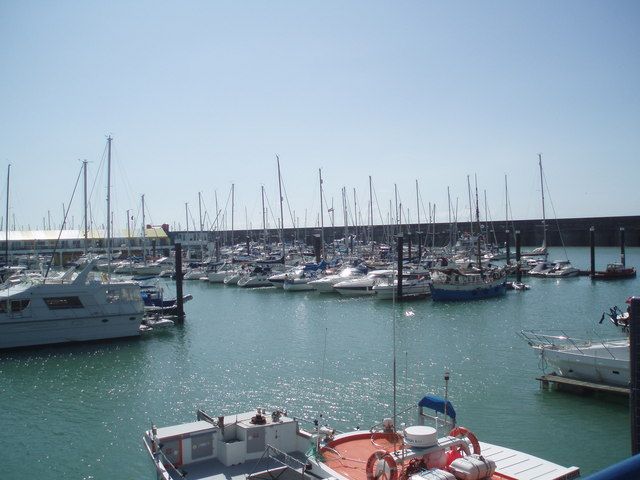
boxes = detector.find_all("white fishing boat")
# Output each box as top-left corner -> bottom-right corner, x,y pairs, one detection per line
0,260 -> 144,349
143,395 -> 579,480
520,329 -> 629,387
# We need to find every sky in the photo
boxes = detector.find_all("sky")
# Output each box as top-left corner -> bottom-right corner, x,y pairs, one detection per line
1,1 -> 638,234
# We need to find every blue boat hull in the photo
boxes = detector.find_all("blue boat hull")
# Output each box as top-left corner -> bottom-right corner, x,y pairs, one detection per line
430,282 -> 506,301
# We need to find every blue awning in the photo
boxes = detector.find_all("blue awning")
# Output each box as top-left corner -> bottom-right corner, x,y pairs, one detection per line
418,395 -> 456,420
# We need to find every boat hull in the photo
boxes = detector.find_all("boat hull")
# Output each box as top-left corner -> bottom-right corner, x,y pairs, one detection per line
430,281 -> 506,301
539,342 -> 629,387
0,312 -> 143,349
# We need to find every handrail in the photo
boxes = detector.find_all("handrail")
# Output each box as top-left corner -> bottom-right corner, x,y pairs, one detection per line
520,329 -> 625,360
248,444 -> 307,479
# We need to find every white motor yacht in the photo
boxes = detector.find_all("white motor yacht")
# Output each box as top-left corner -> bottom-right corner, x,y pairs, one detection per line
237,266 -> 274,288
333,269 -> 394,296
0,260 -> 144,349
521,329 -> 629,387
308,265 -> 368,293
544,261 -> 581,278
373,274 -> 431,300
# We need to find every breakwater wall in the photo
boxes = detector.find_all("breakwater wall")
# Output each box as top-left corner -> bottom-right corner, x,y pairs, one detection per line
207,215 -> 640,247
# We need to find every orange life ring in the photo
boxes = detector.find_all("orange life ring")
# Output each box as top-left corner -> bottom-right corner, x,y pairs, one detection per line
366,449 -> 398,480
449,426 -> 481,455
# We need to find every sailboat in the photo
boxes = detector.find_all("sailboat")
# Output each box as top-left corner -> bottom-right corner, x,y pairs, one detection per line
430,177 -> 507,301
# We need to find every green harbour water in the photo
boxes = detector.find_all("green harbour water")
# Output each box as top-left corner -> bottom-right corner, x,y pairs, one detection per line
1,246 -> 639,479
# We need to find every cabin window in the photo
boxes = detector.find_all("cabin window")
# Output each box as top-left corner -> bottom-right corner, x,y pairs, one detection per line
0,299 -> 30,313
107,288 -> 137,303
44,296 -> 84,309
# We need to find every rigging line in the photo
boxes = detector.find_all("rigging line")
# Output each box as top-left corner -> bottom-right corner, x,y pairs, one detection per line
87,141 -> 108,213
542,167 -> 570,260
278,171 -> 297,228
44,165 -> 84,280
263,188 -> 280,233
110,142 -> 137,222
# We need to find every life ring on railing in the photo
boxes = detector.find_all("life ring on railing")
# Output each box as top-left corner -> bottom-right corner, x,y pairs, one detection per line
448,426 -> 481,459
366,449 -> 398,480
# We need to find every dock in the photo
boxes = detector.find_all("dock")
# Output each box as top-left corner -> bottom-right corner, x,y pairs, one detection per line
537,374 -> 629,396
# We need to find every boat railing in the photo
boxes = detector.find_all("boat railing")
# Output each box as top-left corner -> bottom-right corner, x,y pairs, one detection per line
520,329 -> 591,354
142,434 -> 182,480
520,329 -> 626,359
248,444 -> 307,480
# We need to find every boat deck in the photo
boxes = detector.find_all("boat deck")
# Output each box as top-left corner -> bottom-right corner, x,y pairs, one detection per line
318,433 -> 578,480
160,451 -> 309,480
479,441 -> 579,480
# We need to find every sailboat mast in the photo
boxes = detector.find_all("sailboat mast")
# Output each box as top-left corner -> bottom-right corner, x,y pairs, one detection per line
353,188 -> 358,243
416,180 -> 420,231
319,169 -> 324,259
277,155 -> 285,262
5,164 -> 10,266
504,175 -> 509,232
369,175 -> 373,252
261,185 -> 267,246
466,175 -> 473,236
447,186 -> 452,247
231,183 -> 235,246
83,160 -> 88,254
342,187 -> 348,243
538,154 -> 546,249
474,175 -> 482,274
142,194 -> 146,263
106,136 -> 112,274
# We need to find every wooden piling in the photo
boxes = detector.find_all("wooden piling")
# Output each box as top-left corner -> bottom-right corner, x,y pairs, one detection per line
621,227 -> 626,267
417,231 -> 422,265
175,243 -> 185,322
396,234 -> 403,299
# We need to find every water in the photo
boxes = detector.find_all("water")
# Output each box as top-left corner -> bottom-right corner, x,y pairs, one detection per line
1,247 -> 638,478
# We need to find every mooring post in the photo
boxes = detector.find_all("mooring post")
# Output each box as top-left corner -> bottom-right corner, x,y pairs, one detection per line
417,231 -> 422,265
397,234 -> 403,299
631,297 -> 640,455
505,229 -> 511,265
407,234 -> 412,263
515,230 -> 522,283
621,227 -> 626,267
175,242 -> 185,321
590,226 -> 596,277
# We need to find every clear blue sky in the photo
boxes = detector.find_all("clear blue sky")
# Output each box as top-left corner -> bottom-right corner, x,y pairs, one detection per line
1,1 -> 638,233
